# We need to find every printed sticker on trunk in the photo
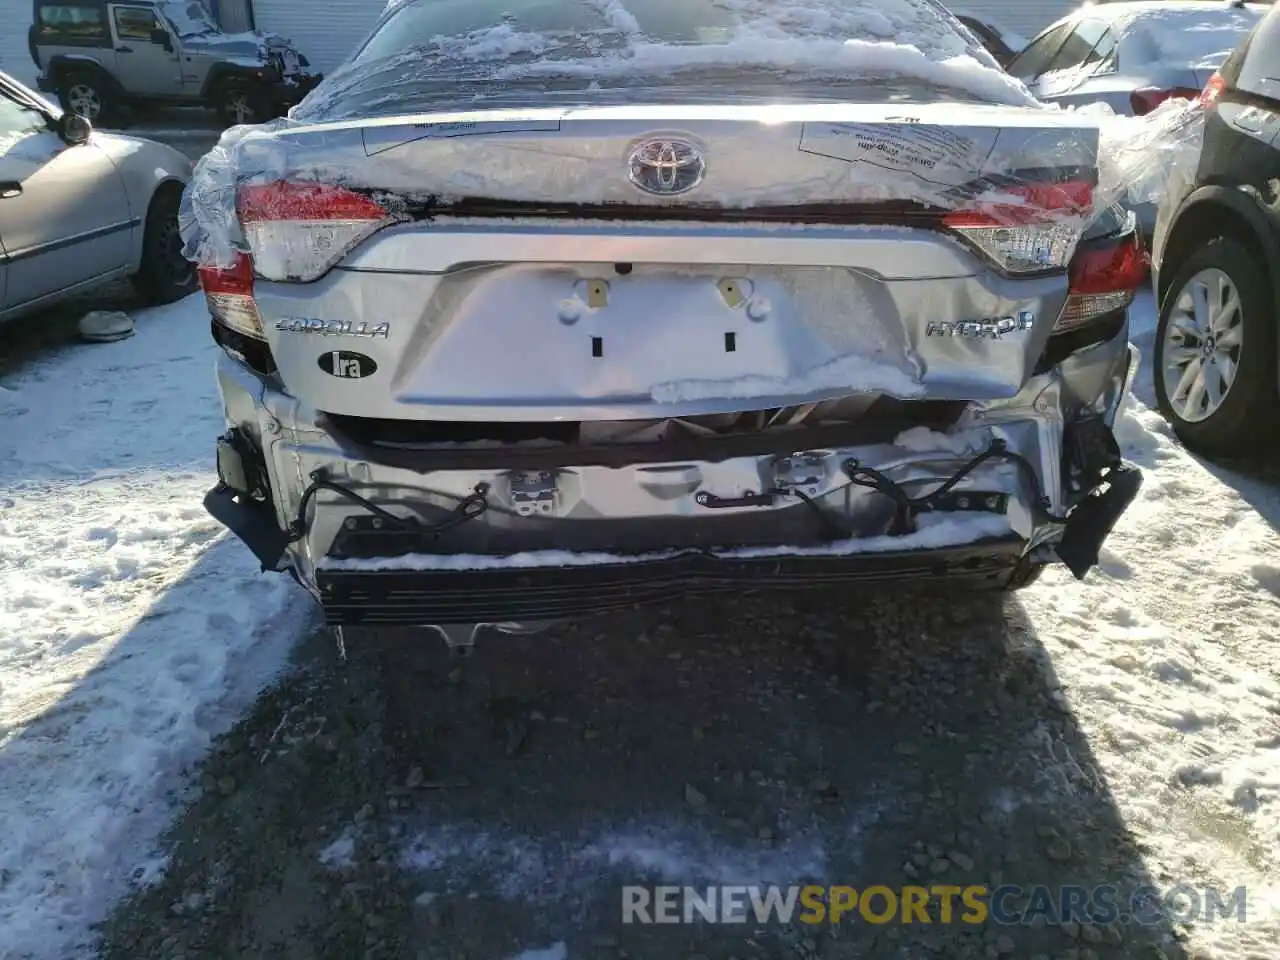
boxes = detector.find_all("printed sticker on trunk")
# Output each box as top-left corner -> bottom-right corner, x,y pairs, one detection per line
798,123 -> 998,186
319,351 -> 377,379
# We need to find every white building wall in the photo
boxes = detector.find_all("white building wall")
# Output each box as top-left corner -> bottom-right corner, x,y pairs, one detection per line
946,1 -> 1077,43
250,0 -> 384,75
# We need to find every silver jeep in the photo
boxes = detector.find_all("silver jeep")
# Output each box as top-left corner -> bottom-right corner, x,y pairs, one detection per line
30,0 -> 321,126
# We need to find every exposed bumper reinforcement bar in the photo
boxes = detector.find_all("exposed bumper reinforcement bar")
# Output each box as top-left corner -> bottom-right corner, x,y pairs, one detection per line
312,538 -> 1030,627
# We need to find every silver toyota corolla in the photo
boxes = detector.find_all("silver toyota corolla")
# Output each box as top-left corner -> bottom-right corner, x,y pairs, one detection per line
189,0 -> 1147,652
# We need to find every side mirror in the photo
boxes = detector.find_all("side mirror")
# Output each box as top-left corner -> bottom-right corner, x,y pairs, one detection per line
151,28 -> 173,51
58,111 -> 92,145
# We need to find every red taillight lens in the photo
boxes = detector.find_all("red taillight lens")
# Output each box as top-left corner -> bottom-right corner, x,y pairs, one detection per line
236,180 -> 399,283
237,181 -> 389,223
198,252 -> 264,340
1130,87 -> 1201,117
943,179 -> 1094,274
1200,72 -> 1227,108
1058,230 -> 1149,331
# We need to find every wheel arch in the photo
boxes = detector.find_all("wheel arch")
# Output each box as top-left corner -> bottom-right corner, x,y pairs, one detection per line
1158,186 -> 1280,321
130,177 -> 188,272
200,63 -> 263,102
44,54 -> 123,98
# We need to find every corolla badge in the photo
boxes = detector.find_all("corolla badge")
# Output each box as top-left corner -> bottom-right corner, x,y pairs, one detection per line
627,138 -> 706,196
276,317 -> 390,339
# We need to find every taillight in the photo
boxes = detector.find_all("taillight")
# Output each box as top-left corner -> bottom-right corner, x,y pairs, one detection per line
236,181 -> 402,282
1130,87 -> 1201,116
943,179 -> 1094,275
1200,72 -> 1227,108
1057,229 -> 1149,332
198,253 -> 264,340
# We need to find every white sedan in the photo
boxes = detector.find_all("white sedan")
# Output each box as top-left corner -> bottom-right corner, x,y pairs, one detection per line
0,70 -> 194,326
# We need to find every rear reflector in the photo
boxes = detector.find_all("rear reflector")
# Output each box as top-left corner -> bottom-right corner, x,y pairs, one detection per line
1130,87 -> 1201,116
943,179 -> 1093,274
1200,72 -> 1227,108
1057,230 -> 1149,331
237,181 -> 399,283
199,253 -> 264,340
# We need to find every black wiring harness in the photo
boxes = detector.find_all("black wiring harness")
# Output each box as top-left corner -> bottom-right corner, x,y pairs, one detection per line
842,438 -> 1068,537
285,440 -> 1064,547
286,469 -> 490,543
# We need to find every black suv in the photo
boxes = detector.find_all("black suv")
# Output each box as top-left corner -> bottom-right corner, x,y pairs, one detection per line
1151,4 -> 1280,457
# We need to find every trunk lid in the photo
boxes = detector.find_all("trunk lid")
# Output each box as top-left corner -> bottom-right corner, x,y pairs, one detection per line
249,101 -> 1098,209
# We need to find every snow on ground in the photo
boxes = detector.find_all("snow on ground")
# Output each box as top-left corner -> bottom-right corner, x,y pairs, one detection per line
1018,290 -> 1280,954
0,296 -> 310,958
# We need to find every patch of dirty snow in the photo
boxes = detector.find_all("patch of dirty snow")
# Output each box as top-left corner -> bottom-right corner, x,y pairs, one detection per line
651,353 -> 924,405
318,828 -> 359,870
0,295 -> 310,958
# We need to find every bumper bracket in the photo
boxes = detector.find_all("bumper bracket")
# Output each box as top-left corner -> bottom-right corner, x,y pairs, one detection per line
204,484 -> 290,573
1056,463 -> 1143,580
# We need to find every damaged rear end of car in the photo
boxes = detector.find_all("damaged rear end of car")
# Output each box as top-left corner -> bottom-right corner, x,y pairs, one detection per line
186,0 -> 1147,647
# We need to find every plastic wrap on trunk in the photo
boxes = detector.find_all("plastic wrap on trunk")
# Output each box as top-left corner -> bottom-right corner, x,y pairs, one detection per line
176,0 -> 1207,271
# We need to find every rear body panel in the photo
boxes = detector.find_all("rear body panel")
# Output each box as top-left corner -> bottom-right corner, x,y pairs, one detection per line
194,96 -> 1145,630
226,104 -> 1100,422
257,221 -> 1067,422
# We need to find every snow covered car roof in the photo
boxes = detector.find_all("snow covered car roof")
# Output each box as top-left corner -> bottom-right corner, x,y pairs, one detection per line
1049,1 -> 1267,66
291,0 -> 1041,122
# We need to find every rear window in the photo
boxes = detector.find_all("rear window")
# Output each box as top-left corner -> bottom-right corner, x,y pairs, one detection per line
36,2 -> 107,42
296,0 -> 1031,121
1116,7 -> 1264,67
354,0 -> 974,63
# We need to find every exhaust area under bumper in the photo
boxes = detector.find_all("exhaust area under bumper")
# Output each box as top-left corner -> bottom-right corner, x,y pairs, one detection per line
313,538 -> 1032,627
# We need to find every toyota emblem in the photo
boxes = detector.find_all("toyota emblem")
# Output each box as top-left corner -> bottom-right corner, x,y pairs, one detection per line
627,138 -> 706,196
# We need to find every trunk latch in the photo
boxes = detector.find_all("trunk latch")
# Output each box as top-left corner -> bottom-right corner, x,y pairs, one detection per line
507,471 -> 559,517
772,453 -> 827,496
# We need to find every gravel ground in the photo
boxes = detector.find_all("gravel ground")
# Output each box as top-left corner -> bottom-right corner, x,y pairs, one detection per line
99,587 -> 1195,960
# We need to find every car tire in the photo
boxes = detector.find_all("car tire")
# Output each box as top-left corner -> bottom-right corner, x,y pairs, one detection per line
216,84 -> 261,126
59,71 -> 112,125
1154,236 -> 1279,457
131,186 -> 197,306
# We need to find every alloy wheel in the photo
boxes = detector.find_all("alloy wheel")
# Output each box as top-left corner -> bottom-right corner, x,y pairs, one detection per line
226,92 -> 254,125
155,217 -> 192,285
1161,267 -> 1245,424
67,84 -> 101,121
